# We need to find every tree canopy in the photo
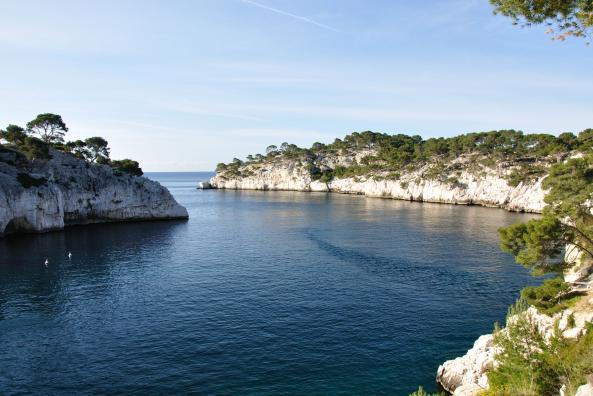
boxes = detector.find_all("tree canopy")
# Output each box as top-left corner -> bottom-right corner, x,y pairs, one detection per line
2,114 -> 143,177
499,153 -> 593,271
84,137 -> 110,163
110,159 -> 143,177
490,0 -> 593,43
0,124 -> 28,146
220,129 -> 591,184
26,113 -> 69,144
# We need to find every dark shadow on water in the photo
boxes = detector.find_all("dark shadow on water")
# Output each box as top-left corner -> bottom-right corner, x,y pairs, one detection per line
0,219 -> 188,317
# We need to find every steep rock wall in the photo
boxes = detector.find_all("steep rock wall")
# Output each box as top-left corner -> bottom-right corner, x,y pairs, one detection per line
0,148 -> 188,236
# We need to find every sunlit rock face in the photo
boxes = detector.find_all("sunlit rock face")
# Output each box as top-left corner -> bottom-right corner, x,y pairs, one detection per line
436,307 -> 593,395
436,334 -> 497,396
210,154 -> 546,213
0,148 -> 188,236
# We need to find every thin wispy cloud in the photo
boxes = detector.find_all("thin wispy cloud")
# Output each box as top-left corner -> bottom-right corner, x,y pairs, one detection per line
240,0 -> 340,32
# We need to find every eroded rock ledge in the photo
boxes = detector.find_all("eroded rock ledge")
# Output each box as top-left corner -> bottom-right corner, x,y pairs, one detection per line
0,147 -> 188,236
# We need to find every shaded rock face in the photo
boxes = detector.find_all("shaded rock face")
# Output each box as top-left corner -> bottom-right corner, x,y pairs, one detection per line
0,148 -> 188,236
210,155 -> 546,213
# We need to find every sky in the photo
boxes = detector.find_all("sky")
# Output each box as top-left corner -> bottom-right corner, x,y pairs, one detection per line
1,0 -> 592,171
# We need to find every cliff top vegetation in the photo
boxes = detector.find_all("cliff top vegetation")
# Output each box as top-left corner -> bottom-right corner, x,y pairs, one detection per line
216,129 -> 593,185
0,113 -> 143,177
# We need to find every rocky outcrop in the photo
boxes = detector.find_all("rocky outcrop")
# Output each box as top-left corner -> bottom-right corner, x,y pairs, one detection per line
0,147 -> 188,236
210,154 -> 547,213
436,334 -> 497,396
436,306 -> 593,395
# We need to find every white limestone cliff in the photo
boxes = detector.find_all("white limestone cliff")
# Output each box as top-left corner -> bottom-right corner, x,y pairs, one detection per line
436,334 -> 497,396
0,148 -> 188,236
210,155 -> 546,213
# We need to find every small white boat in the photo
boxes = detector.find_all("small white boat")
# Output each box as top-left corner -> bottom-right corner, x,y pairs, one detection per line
197,181 -> 211,189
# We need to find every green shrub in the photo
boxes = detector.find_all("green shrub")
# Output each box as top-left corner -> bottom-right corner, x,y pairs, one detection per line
319,172 -> 333,183
506,164 -> 546,187
567,312 -> 576,328
487,299 -> 593,396
110,159 -> 143,177
424,162 -> 446,180
20,137 -> 51,160
213,129 -> 591,182
408,386 -> 444,396
446,176 -> 459,185
520,277 -> 576,315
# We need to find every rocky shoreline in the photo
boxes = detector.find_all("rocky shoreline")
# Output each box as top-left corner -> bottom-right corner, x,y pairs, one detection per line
436,242 -> 593,395
208,155 -> 546,213
436,305 -> 593,395
0,147 -> 188,236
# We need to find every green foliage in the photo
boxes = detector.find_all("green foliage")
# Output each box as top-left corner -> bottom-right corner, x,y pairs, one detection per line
424,162 -> 446,180
26,113 -> 68,144
96,155 -> 110,165
520,277 -> 575,315
487,299 -> 593,396
265,145 -> 278,156
408,385 -> 444,396
110,159 -> 143,177
3,115 -> 144,182
65,140 -> 90,160
0,125 -> 50,160
542,153 -> 593,219
84,136 -> 110,163
446,176 -> 460,185
578,128 -> 593,148
0,124 -> 29,145
64,137 -> 110,163
17,172 -> 48,188
486,299 -> 556,396
319,171 -> 333,183
498,215 -> 568,269
499,151 -> 593,272
567,312 -> 576,328
216,163 -> 228,172
490,0 -> 593,43
19,137 -> 51,160
506,164 -> 547,187
219,129 -> 592,182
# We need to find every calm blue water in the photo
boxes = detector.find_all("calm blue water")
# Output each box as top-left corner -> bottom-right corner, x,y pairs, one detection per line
0,172 -> 540,395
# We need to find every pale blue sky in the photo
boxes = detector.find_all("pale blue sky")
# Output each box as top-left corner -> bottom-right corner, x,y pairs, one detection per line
1,0 -> 592,171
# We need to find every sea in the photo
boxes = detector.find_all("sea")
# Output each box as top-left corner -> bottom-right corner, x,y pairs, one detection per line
0,172 -> 541,395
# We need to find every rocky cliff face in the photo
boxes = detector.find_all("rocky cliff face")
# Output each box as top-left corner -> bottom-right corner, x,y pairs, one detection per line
0,147 -> 188,236
210,153 -> 547,213
436,306 -> 593,395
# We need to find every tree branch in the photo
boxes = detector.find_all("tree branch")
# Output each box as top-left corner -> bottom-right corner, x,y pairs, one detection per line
563,222 -> 593,249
